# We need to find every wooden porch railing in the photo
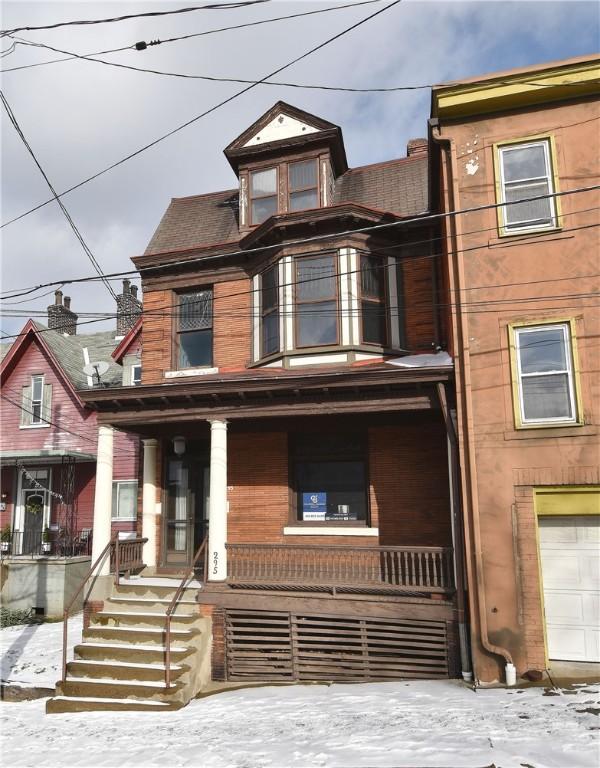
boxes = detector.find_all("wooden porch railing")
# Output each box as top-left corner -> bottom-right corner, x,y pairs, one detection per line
111,536 -> 147,586
226,544 -> 454,594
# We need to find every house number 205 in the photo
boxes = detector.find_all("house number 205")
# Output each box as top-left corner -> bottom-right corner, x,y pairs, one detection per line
212,551 -> 219,575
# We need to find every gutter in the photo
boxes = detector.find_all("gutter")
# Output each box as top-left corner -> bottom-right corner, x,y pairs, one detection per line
429,118 -> 516,685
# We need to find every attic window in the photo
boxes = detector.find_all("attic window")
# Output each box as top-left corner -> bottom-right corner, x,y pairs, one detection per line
289,159 -> 318,212
250,167 -> 277,225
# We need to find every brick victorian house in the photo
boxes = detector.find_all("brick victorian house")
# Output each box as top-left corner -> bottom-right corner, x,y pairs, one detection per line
74,101 -> 465,695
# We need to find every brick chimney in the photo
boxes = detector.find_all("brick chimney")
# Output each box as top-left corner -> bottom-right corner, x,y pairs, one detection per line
47,290 -> 78,335
116,279 -> 142,336
407,138 -> 428,157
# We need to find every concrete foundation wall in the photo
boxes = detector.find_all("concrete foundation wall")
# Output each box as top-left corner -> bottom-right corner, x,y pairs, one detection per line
0,557 -> 91,618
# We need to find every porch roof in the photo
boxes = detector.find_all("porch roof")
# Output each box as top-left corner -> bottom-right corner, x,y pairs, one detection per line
79,363 -> 454,427
0,449 -> 97,464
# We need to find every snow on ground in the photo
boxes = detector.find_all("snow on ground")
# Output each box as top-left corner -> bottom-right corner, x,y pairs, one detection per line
2,620 -> 599,768
1,615 -> 80,687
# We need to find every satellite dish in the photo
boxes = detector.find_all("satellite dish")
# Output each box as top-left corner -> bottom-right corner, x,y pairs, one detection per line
83,360 -> 110,385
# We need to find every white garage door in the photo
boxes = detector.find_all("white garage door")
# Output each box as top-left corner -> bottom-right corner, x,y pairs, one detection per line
539,515 -> 600,662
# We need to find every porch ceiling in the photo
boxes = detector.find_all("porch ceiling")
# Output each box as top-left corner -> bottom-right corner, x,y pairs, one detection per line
79,366 -> 453,427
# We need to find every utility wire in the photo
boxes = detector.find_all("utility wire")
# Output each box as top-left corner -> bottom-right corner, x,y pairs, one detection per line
5,34 -> 599,93
1,185 -> 599,300
0,1 -> 273,37
0,90 -> 117,301
2,1 -> 384,72
0,0 -> 403,230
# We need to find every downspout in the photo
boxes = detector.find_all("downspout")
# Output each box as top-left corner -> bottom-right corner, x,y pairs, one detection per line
436,382 -> 472,682
430,119 -> 516,685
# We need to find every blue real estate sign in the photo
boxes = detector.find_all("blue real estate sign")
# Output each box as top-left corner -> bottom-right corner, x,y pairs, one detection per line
302,492 -> 327,521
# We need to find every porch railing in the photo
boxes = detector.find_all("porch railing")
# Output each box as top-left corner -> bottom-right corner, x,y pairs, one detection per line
111,536 -> 146,586
226,544 -> 454,594
0,529 -> 93,558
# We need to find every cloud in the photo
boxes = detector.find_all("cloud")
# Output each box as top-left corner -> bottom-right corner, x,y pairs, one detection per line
1,0 -> 598,338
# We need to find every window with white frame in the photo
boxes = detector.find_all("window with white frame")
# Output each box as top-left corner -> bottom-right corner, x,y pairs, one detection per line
250,167 -> 278,225
261,264 -> 280,356
112,480 -> 138,519
513,323 -> 578,425
20,375 -> 51,428
131,364 -> 142,385
498,139 -> 557,233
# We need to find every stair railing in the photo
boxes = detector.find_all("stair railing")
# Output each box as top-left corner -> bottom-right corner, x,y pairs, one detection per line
164,535 -> 208,688
61,536 -> 116,684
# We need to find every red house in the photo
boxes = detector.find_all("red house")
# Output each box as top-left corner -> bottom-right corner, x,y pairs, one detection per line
0,285 -> 141,614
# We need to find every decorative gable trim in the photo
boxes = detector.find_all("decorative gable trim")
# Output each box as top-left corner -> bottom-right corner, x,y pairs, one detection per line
111,317 -> 142,363
242,112 -> 320,147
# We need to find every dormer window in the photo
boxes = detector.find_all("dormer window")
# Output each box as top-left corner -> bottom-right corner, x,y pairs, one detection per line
250,167 -> 277,225
289,159 -> 318,211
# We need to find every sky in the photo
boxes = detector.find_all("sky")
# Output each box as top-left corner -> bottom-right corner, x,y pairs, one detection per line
1,0 -> 599,339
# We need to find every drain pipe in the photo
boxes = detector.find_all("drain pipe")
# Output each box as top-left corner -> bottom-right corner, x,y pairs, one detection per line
430,119 -> 515,686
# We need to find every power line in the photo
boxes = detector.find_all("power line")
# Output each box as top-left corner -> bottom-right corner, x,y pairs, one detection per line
0,1 -> 273,37
5,34 -> 599,93
2,1 -> 384,72
1,186 -> 599,300
0,0 -> 403,230
0,90 -> 117,301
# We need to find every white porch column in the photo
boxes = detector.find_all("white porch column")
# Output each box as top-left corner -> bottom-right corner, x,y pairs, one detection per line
142,439 -> 158,568
207,419 -> 228,581
91,425 -> 113,575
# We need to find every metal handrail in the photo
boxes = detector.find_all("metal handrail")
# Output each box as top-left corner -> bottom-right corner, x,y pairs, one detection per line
61,536 -> 116,683
164,535 -> 208,688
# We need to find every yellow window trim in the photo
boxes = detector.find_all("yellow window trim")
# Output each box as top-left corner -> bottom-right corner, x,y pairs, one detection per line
493,134 -> 562,237
508,317 -> 583,430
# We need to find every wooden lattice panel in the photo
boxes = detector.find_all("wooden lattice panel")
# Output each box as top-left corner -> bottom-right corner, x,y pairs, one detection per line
225,610 -> 449,682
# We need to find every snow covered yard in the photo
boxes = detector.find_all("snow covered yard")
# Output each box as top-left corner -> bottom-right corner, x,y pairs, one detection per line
1,620 -> 599,768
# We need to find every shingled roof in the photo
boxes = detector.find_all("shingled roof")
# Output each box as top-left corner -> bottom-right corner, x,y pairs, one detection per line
32,323 -> 123,390
143,154 -> 428,256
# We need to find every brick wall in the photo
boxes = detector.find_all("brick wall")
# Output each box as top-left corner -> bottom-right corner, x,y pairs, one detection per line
141,290 -> 172,384
213,278 -> 252,371
369,422 -> 452,547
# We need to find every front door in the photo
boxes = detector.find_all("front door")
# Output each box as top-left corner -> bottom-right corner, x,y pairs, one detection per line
164,456 -> 209,567
17,469 -> 51,555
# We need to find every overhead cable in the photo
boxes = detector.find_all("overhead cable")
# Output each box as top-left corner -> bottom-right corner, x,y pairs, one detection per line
0,0 -> 403,229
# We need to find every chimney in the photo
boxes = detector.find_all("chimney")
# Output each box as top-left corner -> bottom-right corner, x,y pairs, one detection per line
116,279 -> 142,336
407,138 -> 428,158
47,290 -> 78,335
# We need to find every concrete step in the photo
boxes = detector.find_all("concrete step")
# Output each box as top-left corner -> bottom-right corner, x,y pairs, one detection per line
58,676 -> 185,701
74,642 -> 192,664
111,579 -> 201,601
83,626 -> 196,645
91,611 -> 197,629
107,596 -> 197,611
47,695 -> 181,713
67,659 -> 188,683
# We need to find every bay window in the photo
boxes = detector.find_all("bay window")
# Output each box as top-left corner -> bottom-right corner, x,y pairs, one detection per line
177,290 -> 213,369
295,254 -> 338,347
360,254 -> 387,345
497,138 -> 557,233
261,264 -> 280,356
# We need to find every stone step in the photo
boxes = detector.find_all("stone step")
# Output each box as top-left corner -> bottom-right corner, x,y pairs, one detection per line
83,625 -> 195,645
74,642 -> 192,664
58,676 -> 185,701
91,611 -> 197,629
47,695 -> 181,713
67,659 -> 188,682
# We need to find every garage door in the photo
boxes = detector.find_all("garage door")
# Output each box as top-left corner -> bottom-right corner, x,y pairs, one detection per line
539,515 -> 600,662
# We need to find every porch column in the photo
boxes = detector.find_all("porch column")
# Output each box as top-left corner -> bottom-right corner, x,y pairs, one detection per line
208,419 -> 228,581
142,439 -> 158,568
91,425 -> 113,575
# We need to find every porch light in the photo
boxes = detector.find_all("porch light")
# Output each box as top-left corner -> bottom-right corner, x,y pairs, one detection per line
172,436 -> 186,456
